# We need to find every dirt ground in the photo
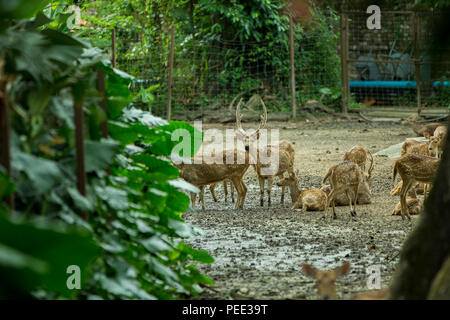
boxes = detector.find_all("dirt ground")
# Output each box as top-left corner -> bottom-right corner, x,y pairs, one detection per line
183,119 -> 424,300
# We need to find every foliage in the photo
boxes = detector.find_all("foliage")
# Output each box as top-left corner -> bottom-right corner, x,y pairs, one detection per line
76,0 -> 343,115
0,0 -> 213,299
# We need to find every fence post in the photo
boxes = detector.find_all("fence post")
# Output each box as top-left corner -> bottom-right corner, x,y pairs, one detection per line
112,27 -> 117,68
340,12 -> 350,114
413,12 -> 422,116
167,25 -> 175,121
0,69 -> 14,211
73,92 -> 88,220
289,15 -> 297,121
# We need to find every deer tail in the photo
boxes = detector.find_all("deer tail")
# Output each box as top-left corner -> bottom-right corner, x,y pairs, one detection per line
392,162 -> 398,183
322,167 -> 333,184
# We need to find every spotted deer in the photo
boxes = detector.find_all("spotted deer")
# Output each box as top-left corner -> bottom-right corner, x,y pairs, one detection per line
234,97 -> 295,206
177,149 -> 250,210
390,180 -> 424,198
428,125 -> 447,159
322,152 -> 373,219
322,151 -> 373,206
392,153 -> 440,219
302,262 -> 350,300
277,172 -> 327,211
392,198 -> 421,216
343,145 -> 368,171
197,179 -> 235,209
402,117 -> 443,137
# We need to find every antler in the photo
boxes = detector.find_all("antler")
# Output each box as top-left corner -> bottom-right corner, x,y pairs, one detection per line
367,150 -> 374,180
257,98 -> 268,133
235,97 -> 244,130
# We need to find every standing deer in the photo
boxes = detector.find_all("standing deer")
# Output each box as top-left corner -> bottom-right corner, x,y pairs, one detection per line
302,262 -> 350,300
392,153 -> 440,220
322,160 -> 369,219
277,172 -> 328,211
343,145 -> 368,171
197,179 -> 235,209
234,97 -> 295,206
428,125 -> 447,159
177,149 -> 250,210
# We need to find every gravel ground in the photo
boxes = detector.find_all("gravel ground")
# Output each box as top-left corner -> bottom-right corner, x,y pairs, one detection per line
183,119 -> 423,300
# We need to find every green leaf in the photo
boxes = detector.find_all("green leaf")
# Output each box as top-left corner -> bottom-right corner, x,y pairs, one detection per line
12,150 -> 62,195
85,139 -> 120,172
0,214 -> 99,298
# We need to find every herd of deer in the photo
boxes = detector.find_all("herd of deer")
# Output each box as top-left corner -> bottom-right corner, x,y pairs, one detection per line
176,100 -> 448,299
177,99 -> 446,220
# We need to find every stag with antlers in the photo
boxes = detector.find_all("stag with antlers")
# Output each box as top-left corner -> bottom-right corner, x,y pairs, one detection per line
234,97 -> 295,206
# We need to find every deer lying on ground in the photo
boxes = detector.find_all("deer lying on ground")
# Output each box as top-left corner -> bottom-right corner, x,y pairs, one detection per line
428,125 -> 447,159
177,149 -> 250,210
392,198 -> 421,216
401,133 -> 437,157
343,145 -> 368,171
392,153 -> 440,219
390,180 -> 424,198
302,262 -> 350,300
401,117 -> 443,137
234,97 -> 295,206
277,172 -> 327,211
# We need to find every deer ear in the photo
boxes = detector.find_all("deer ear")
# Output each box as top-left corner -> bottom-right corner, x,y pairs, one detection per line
302,263 -> 317,278
439,132 -> 444,138
424,132 -> 430,139
335,262 -> 350,277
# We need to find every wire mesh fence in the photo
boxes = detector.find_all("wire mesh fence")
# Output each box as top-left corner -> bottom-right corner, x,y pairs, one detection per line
113,10 -> 449,121
114,22 -> 342,120
344,10 -> 450,112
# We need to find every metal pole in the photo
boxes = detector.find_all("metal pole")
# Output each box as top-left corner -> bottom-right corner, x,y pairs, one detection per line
289,15 -> 296,121
167,25 -> 175,121
340,12 -> 350,114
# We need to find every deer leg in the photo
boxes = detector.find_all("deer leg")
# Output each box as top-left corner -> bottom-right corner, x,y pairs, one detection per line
223,181 -> 228,202
230,180 -> 235,203
258,176 -> 265,206
352,185 -> 359,216
240,180 -> 247,209
400,180 -> 414,220
200,186 -> 205,210
231,177 -> 243,210
324,189 -> 335,219
210,183 -> 218,202
190,192 -> 197,209
267,176 -> 273,207
278,175 -> 285,205
345,190 -> 354,217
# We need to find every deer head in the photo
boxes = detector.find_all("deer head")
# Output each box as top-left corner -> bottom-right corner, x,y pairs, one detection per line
302,262 -> 350,300
234,96 -> 268,152
365,150 -> 374,186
